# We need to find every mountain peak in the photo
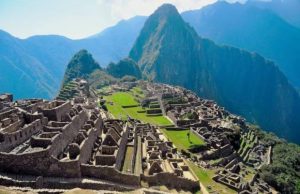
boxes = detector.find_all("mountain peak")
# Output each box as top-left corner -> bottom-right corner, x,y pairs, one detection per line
62,49 -> 101,86
150,3 -> 181,22
154,4 -> 179,15
129,4 -> 197,65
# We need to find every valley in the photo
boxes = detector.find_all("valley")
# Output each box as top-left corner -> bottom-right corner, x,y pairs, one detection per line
1,1 -> 300,193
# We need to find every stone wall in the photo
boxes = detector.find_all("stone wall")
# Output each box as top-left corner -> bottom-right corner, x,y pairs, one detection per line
0,148 -> 52,175
115,124 -> 129,171
0,119 -> 43,152
79,125 -> 101,164
146,109 -> 162,114
0,109 -> 17,121
81,164 -> 140,186
141,172 -> 200,191
48,158 -> 81,178
0,173 -> 135,192
41,101 -> 72,121
49,110 -> 88,157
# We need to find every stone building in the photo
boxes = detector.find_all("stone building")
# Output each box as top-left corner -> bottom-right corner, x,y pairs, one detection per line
0,91 -> 200,192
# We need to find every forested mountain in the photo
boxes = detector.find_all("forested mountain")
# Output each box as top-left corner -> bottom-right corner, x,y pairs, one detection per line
61,49 -> 101,87
182,1 -> 300,88
129,3 -> 300,143
2,1 -> 300,99
106,58 -> 142,79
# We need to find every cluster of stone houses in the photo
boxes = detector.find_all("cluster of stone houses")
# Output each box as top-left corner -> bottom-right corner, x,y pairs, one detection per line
141,82 -> 273,193
0,81 -> 199,192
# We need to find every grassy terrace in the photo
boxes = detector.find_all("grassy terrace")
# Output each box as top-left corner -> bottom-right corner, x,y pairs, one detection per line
102,88 -> 231,193
187,161 -> 236,194
104,91 -> 172,126
161,129 -> 206,150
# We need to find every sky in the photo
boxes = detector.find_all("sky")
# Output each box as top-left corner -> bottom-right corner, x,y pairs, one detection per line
0,0 -> 245,39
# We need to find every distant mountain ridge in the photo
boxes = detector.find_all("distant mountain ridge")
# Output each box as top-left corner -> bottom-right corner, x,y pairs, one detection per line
182,1 -> 300,88
246,0 -> 300,28
129,3 -> 300,143
2,1 -> 300,99
0,16 -> 146,99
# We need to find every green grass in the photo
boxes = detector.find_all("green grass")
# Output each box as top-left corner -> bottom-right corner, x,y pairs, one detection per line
104,92 -> 172,126
187,161 -> 236,194
108,92 -> 138,106
102,90 -> 237,194
161,129 -> 205,150
129,86 -> 145,100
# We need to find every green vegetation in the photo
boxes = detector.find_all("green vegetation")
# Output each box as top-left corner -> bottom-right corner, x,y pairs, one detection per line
108,92 -> 137,106
245,126 -> 300,194
57,80 -> 79,100
102,89 -> 232,193
88,69 -> 117,89
161,129 -> 205,150
104,91 -> 172,126
129,2 -> 300,146
130,86 -> 145,99
62,49 -> 101,86
187,161 -> 235,194
106,58 -> 141,79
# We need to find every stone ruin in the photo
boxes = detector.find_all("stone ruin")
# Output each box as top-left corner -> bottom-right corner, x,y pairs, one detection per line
0,90 -> 200,192
142,82 -> 273,193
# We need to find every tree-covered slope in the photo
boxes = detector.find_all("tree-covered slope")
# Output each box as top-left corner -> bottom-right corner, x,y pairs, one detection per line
106,58 -> 141,79
62,49 -> 101,86
129,3 -> 300,143
182,1 -> 300,88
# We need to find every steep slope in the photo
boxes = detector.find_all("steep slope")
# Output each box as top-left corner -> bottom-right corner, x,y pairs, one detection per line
58,50 -> 117,98
106,58 -> 141,79
0,16 -> 146,99
83,16 -> 147,65
0,30 -> 58,99
130,4 -> 300,143
182,1 -> 300,88
247,0 -> 300,28
62,49 -> 101,86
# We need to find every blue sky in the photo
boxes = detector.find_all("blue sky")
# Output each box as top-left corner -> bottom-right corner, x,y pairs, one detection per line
0,0 -> 245,39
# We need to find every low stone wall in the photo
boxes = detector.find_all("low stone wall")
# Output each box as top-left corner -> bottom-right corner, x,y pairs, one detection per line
0,173 -> 136,192
165,127 -> 187,131
141,172 -> 200,191
115,124 -> 129,170
41,101 -> 72,121
176,119 -> 197,127
122,105 -> 139,108
81,164 -> 140,186
146,109 -> 162,114
79,124 -> 101,164
0,147 -> 51,175
50,110 -> 88,158
0,119 -> 43,152
0,109 -> 17,121
48,158 -> 81,178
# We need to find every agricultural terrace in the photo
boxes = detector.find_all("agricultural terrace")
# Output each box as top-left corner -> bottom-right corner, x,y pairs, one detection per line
101,87 -> 217,193
103,90 -> 172,126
